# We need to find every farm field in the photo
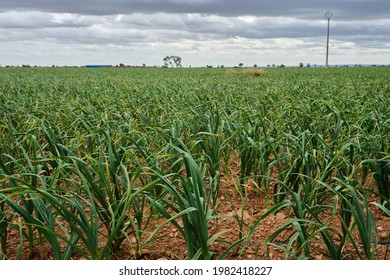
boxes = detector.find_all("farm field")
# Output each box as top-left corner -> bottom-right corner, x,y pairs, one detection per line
0,66 -> 389,260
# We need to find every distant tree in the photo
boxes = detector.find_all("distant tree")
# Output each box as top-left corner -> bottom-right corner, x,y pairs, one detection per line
254,64 -> 257,68
163,56 -> 182,68
306,63 -> 311,67
239,63 -> 244,67
299,62 -> 304,67
163,56 -> 169,67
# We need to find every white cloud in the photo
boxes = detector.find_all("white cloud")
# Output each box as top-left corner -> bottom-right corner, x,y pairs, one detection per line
0,11 -> 96,28
0,7 -> 389,66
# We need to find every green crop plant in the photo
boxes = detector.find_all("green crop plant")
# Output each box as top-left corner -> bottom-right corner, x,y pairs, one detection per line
145,141 -> 222,259
0,66 -> 389,260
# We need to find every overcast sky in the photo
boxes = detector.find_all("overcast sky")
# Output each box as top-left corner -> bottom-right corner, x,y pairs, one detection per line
0,0 -> 389,67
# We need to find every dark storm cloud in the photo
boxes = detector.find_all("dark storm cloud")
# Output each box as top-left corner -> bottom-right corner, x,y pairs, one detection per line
1,0 -> 389,19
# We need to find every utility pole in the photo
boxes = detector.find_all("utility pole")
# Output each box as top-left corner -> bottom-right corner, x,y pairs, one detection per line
325,12 -> 333,67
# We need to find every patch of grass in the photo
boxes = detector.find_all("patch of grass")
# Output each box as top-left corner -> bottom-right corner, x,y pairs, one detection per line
225,68 -> 267,77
